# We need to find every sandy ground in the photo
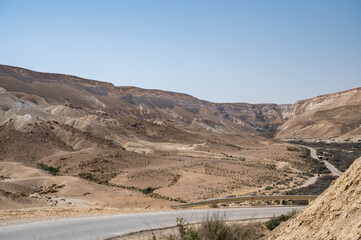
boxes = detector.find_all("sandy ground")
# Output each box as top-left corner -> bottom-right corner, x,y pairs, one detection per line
0,135 -> 315,223
0,85 -> 319,223
0,206 -> 169,225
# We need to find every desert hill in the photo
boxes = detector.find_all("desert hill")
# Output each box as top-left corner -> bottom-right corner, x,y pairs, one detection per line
0,64 -> 290,134
0,64 -> 360,222
3,64 -> 359,143
276,87 -> 361,142
0,65 -> 322,217
267,156 -> 361,240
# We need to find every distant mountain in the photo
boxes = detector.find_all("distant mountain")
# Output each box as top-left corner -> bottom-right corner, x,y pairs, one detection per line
276,87 -> 361,142
0,64 -> 289,135
1,64 -> 360,143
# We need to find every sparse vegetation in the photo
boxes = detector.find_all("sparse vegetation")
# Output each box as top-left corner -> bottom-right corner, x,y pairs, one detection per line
310,161 -> 330,174
284,175 -> 338,196
286,146 -> 299,152
168,174 -> 181,187
257,128 -> 277,138
221,153 -> 233,158
142,187 -> 158,194
226,143 -> 243,150
37,163 -> 60,176
264,209 -> 299,230
265,185 -> 273,190
293,141 -> 361,172
299,148 -> 330,174
157,215 -> 267,240
267,164 -> 276,170
78,173 -> 186,203
210,203 -> 218,208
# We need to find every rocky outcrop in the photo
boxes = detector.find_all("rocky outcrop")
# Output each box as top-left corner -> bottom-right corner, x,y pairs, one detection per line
277,104 -> 294,120
267,156 -> 361,240
276,88 -> 361,142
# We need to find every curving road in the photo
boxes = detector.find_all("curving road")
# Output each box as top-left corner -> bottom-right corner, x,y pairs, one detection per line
1,145 -> 333,240
0,206 -> 303,240
299,145 -> 343,177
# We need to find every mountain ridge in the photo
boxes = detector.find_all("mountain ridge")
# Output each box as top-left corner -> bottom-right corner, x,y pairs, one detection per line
0,64 -> 292,105
0,64 -> 289,133
276,86 -> 361,142
1,64 -> 360,141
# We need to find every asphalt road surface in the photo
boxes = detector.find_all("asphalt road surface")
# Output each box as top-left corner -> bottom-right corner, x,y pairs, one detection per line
0,206 -> 303,240
300,145 -> 343,176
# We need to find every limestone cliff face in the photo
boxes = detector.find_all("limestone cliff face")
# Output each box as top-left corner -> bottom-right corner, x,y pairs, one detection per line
267,156 -> 361,240
277,104 -> 294,120
276,88 -> 361,142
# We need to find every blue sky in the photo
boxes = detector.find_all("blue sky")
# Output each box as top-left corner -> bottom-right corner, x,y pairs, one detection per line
0,0 -> 360,104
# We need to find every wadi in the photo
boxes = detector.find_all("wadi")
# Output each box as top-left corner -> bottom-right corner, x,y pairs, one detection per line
0,64 -> 359,228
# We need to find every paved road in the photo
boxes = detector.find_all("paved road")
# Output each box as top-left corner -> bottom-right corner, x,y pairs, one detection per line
299,145 -> 343,177
0,206 -> 303,240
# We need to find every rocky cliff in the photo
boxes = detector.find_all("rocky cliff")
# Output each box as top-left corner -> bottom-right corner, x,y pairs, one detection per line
276,88 -> 361,142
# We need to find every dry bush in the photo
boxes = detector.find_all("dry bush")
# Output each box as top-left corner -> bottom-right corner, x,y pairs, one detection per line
158,215 -> 267,240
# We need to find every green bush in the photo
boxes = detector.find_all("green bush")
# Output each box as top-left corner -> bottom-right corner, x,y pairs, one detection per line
142,187 -> 157,194
37,163 -> 60,176
264,209 -> 299,230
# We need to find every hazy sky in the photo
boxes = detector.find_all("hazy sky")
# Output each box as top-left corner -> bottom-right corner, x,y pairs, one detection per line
0,0 -> 360,104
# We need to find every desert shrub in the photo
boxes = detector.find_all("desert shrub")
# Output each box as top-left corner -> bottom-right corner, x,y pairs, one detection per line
264,209 -> 299,230
283,189 -> 299,195
311,160 -> 330,174
37,163 -> 60,176
286,146 -> 299,152
169,174 -> 181,187
266,164 -> 276,170
300,148 -> 311,159
291,175 -> 337,196
226,144 -> 243,150
141,187 -> 158,194
298,147 -> 330,174
161,215 -> 266,240
165,217 -> 200,240
199,215 -> 243,240
210,203 -> 218,208
265,186 -> 273,190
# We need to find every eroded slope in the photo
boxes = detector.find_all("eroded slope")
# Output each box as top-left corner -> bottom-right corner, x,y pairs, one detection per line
276,88 -> 361,142
0,64 -> 289,133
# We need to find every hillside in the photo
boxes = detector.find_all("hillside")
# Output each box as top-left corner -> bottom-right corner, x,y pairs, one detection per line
0,64 -> 288,134
0,64 -> 359,223
0,65 -> 318,217
276,88 -> 361,142
267,156 -> 361,240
